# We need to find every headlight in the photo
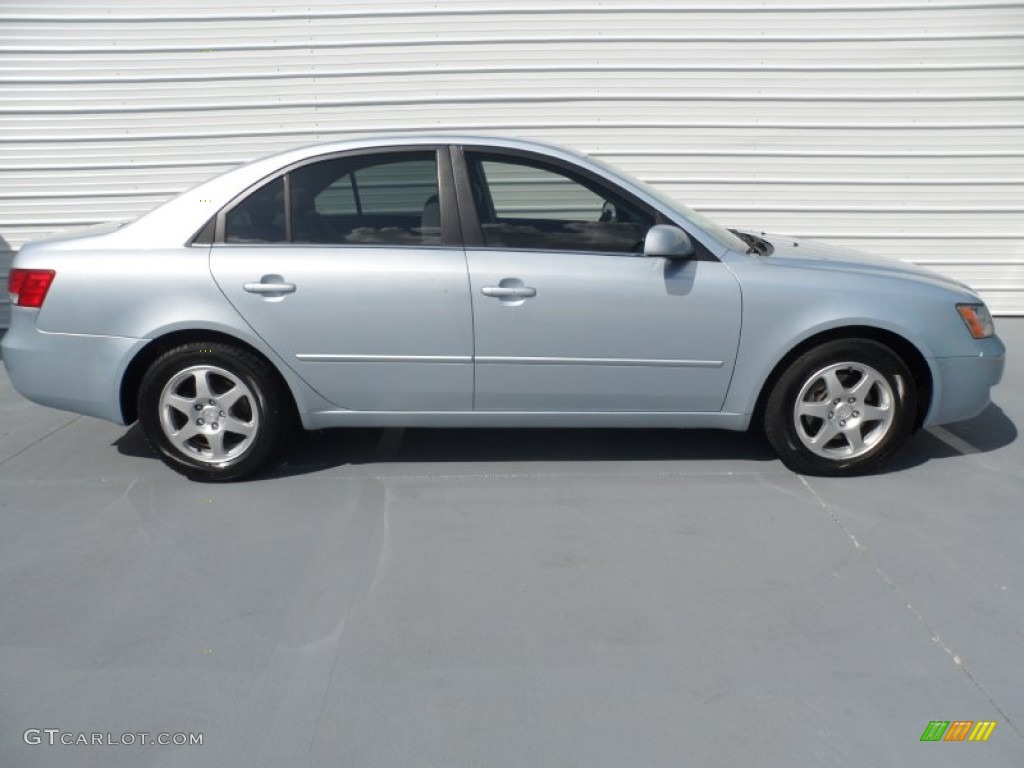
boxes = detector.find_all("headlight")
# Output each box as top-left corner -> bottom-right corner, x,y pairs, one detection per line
956,303 -> 995,339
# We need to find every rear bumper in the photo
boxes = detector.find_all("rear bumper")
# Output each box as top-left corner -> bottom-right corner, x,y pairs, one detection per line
1,308 -> 144,424
924,335 -> 1006,427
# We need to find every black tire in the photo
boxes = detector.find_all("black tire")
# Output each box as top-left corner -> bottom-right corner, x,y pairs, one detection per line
137,342 -> 289,481
763,339 -> 916,476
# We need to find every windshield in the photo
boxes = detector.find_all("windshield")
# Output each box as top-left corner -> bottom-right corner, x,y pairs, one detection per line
584,154 -> 750,253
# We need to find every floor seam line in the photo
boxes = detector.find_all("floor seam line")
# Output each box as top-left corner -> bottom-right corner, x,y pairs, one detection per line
798,474 -> 1022,739
0,415 -> 82,470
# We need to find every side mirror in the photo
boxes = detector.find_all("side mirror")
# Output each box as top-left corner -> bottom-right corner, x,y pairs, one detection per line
644,225 -> 694,259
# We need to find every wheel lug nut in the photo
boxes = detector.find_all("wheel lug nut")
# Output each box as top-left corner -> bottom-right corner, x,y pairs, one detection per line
197,418 -> 204,425
828,411 -> 834,418
848,398 -> 855,403
833,398 -> 841,404
839,420 -> 846,427
212,423 -> 219,430
194,404 -> 202,411
853,411 -> 859,417
208,399 -> 216,405
219,411 -> 225,417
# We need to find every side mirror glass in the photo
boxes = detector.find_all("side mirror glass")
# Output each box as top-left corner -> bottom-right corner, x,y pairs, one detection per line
644,225 -> 694,259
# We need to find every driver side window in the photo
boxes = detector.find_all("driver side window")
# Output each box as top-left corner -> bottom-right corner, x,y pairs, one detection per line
466,152 -> 655,254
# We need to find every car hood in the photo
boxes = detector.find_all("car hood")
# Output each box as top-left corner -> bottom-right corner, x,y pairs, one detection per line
748,231 -> 978,296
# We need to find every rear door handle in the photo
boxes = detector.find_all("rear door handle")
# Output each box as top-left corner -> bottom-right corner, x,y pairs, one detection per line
243,278 -> 296,295
481,286 -> 537,299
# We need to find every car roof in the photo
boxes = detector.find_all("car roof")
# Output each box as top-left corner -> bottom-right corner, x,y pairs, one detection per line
285,132 -> 587,158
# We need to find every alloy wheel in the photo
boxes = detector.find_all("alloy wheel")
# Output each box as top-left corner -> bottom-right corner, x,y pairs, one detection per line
158,364 -> 260,463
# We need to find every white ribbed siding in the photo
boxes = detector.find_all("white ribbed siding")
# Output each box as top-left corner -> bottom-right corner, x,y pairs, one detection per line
2,0 -> 1023,328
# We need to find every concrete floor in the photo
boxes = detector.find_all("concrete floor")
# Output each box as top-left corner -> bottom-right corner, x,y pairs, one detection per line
1,322 -> 1022,767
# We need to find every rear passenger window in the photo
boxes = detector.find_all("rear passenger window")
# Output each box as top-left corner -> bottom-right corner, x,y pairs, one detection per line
224,177 -> 286,244
219,151 -> 442,246
292,152 -> 440,245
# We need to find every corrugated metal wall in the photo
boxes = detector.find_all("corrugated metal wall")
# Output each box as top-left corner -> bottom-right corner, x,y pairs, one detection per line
3,0 -> 1023,330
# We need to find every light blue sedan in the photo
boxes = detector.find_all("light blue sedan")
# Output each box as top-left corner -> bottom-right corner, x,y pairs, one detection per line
2,135 -> 1005,480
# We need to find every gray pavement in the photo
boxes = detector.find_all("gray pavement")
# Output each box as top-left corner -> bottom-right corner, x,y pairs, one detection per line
1,322 -> 1022,767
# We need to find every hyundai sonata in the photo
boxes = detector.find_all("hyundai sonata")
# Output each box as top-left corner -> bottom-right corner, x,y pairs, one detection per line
2,135 -> 1005,480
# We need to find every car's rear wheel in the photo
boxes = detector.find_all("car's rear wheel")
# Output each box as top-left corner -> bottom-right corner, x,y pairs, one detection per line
764,339 -> 916,476
137,342 -> 288,481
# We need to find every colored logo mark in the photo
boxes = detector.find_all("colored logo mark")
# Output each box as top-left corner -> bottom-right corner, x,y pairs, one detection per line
921,720 -> 996,742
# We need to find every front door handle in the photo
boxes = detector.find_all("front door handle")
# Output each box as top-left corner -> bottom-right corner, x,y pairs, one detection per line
243,276 -> 296,295
481,286 -> 537,299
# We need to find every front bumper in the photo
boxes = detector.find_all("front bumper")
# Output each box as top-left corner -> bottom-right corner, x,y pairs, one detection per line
924,334 -> 1006,427
1,308 -> 145,424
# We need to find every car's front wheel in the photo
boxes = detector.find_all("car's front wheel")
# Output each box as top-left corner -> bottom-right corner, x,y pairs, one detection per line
137,342 -> 288,481
764,339 -> 916,476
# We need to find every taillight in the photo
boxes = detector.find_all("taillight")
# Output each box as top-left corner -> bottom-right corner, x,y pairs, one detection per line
8,268 -> 56,308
